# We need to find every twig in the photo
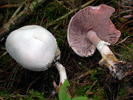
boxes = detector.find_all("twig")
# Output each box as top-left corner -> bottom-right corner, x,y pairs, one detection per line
113,9 -> 132,18
40,12 -> 46,26
0,0 -> 49,40
26,73 -> 43,95
55,0 -> 70,10
0,96 -> 3,100
78,70 -> 94,79
69,70 -> 95,83
115,36 -> 129,45
122,96 -> 133,100
10,95 -> 26,98
0,52 -> 7,59
2,2 -> 26,33
10,2 -> 25,21
47,0 -> 95,27
87,80 -> 97,92
0,4 -> 20,9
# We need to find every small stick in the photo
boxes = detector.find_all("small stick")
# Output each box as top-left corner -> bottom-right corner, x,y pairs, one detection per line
78,70 -> 94,79
113,9 -> 132,18
87,80 -> 97,92
10,2 -> 25,21
55,0 -> 70,10
115,36 -> 129,45
47,0 -> 95,27
0,0 -> 49,40
0,52 -> 7,59
0,4 -> 20,9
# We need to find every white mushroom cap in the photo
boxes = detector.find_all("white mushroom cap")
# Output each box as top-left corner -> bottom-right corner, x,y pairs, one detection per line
6,25 -> 57,71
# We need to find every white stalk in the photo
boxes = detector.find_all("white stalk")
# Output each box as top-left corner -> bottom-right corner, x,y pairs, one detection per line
87,30 -> 120,78
87,30 -> 132,80
55,62 -> 67,86
97,41 -> 118,74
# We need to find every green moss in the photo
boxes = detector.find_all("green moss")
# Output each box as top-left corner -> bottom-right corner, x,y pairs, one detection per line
118,42 -> 133,64
56,28 -> 66,48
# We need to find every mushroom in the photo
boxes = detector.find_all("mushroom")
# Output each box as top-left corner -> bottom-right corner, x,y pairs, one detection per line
67,4 -> 132,80
5,25 -> 67,86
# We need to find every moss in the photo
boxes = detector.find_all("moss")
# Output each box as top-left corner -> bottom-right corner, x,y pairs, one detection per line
118,42 -> 133,64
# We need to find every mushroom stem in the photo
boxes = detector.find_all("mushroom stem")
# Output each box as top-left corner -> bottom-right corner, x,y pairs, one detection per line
87,30 -> 118,75
87,30 -> 133,80
87,30 -> 101,46
55,62 -> 67,86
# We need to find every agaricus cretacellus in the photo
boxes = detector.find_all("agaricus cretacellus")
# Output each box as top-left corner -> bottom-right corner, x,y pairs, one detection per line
5,25 -> 67,86
67,4 -> 132,80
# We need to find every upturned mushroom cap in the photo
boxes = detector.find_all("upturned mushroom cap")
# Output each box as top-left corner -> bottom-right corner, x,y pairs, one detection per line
6,25 -> 58,71
67,4 -> 121,57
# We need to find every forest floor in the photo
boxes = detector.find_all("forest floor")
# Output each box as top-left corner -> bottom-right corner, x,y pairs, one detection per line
0,0 -> 133,100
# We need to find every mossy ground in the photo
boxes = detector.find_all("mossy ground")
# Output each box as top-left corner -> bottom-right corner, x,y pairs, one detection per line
0,0 -> 133,100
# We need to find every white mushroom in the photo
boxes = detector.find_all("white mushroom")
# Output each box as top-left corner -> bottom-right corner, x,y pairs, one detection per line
5,25 -> 67,86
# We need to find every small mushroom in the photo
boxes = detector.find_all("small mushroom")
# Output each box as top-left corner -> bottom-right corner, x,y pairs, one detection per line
67,4 -> 132,80
5,25 -> 67,86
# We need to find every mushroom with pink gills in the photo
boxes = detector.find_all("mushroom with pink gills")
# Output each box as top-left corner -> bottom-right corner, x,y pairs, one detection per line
5,25 -> 67,87
67,4 -> 133,80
